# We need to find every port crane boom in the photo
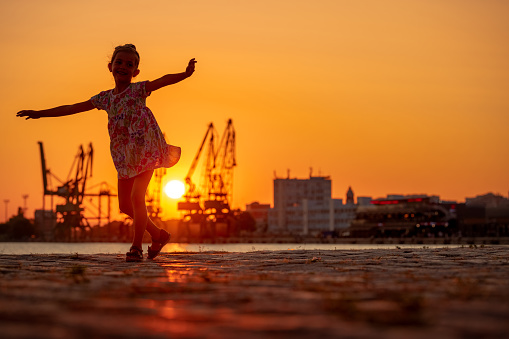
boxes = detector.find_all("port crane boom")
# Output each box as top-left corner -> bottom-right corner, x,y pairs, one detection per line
184,122 -> 215,202
205,119 -> 236,211
177,119 -> 237,240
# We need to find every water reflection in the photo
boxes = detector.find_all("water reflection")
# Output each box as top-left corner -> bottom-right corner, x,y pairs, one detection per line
162,268 -> 191,283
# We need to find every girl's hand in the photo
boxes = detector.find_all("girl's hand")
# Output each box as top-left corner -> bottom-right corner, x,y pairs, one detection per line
16,110 -> 41,120
186,58 -> 197,77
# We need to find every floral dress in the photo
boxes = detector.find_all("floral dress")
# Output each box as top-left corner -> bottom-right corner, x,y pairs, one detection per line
91,81 -> 181,179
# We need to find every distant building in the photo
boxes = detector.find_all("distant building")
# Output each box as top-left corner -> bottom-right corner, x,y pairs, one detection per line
267,175 -> 356,234
346,187 -> 354,205
34,209 -> 57,240
246,202 -> 271,232
334,197 -> 357,231
357,196 -> 373,206
459,193 -> 509,237
350,194 -> 457,238
465,193 -> 509,208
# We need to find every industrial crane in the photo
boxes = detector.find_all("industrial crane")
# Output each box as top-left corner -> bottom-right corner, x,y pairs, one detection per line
146,167 -> 166,220
39,141 -> 93,240
177,119 -> 237,239
204,119 -> 236,214
178,122 -> 215,214
38,142 -> 115,240
146,133 -> 169,221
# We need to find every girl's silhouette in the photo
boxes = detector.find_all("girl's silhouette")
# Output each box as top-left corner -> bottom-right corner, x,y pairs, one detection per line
17,44 -> 196,262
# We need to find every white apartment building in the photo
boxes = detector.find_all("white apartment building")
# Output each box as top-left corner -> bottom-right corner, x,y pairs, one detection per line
268,175 -> 358,234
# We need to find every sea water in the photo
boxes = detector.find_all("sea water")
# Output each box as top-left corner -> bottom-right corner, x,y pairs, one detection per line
0,242 -> 464,255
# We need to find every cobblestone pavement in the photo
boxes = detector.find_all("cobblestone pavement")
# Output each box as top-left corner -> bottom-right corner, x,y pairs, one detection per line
1,246 -> 508,338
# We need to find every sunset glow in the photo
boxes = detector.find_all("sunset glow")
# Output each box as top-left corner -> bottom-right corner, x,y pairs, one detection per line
1,1 -> 508,221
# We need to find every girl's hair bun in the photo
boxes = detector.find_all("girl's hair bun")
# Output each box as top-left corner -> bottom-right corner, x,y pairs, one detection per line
118,44 -> 136,51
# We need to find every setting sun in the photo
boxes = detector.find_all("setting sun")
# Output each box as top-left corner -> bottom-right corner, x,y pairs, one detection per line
164,180 -> 186,199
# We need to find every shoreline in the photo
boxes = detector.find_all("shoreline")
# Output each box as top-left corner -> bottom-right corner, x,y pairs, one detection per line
185,236 -> 509,245
4,236 -> 509,245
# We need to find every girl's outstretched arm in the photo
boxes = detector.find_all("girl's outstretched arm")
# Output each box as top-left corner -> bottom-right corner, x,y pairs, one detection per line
17,100 -> 95,120
146,58 -> 196,93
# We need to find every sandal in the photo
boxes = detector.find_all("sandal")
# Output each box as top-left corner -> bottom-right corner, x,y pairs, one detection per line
126,246 -> 143,262
147,229 -> 171,260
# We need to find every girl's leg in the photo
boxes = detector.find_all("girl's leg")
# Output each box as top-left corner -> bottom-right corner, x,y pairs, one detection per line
118,170 -> 161,249
130,170 -> 154,249
118,176 -> 161,238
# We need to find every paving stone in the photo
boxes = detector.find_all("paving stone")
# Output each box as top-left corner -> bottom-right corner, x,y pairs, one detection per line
0,246 -> 508,338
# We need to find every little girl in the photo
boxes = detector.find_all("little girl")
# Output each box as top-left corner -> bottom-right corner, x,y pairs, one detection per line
17,44 -> 196,262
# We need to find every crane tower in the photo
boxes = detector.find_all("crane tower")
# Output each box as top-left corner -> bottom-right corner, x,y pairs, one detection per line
177,119 -> 236,239
38,142 -> 116,240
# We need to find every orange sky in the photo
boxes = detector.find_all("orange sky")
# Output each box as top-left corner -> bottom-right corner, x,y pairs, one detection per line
1,0 -> 508,221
